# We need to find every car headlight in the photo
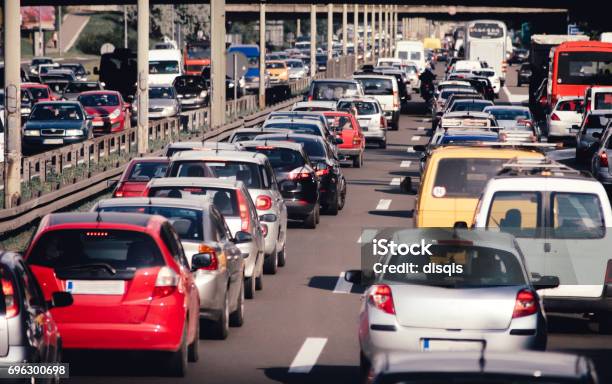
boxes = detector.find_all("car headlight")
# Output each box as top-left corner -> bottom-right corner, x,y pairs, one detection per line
108,108 -> 121,120
23,130 -> 40,136
228,83 -> 234,88
177,94 -> 183,98
199,90 -> 207,98
65,129 -> 84,136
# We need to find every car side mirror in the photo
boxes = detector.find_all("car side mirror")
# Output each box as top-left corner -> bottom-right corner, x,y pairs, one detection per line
533,275 -> 560,290
48,291 -> 73,309
454,221 -> 468,229
93,67 -> 99,75
106,178 -> 119,188
344,269 -> 362,285
413,145 -> 427,152
334,137 -> 344,145
233,231 -> 253,244
191,253 -> 213,271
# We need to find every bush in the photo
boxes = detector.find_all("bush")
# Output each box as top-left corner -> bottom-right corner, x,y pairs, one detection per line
76,31 -> 137,55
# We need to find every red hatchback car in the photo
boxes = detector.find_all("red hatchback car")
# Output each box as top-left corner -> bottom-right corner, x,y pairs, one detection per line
113,157 -> 170,198
24,212 -> 201,376
77,91 -> 131,135
324,111 -> 365,168
22,82 -> 55,102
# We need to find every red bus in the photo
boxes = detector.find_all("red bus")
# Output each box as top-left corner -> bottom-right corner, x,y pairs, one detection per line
547,41 -> 612,107
184,41 -> 211,75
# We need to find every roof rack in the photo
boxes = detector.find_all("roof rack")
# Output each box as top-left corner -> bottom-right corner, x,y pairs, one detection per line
436,141 -> 561,151
498,158 -> 589,177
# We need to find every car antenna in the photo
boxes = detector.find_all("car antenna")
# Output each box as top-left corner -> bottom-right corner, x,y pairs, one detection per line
215,141 -> 220,154
478,344 -> 486,373
96,210 -> 102,223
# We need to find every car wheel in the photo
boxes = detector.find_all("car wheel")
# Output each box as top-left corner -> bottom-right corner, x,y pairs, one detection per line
353,153 -> 362,168
229,281 -> 245,327
188,318 -> 200,362
339,186 -> 346,211
315,203 -> 320,224
255,269 -> 263,291
277,243 -> 286,267
244,275 -> 256,299
359,351 -> 371,384
303,207 -> 317,229
165,325 -> 188,377
264,249 -> 278,274
209,293 -> 229,339
326,191 -> 339,215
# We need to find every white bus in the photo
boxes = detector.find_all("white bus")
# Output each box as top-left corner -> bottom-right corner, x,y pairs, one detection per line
464,20 -> 508,84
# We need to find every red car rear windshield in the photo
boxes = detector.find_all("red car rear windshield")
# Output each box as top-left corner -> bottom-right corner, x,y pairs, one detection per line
126,161 -> 168,181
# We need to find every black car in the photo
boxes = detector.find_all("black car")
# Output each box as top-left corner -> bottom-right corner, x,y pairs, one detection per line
239,141 -> 320,228
0,251 -> 73,373
59,63 -> 89,81
40,70 -> 77,95
255,133 -> 347,215
517,63 -> 532,87
509,48 -> 530,65
173,75 -> 207,109
23,101 -> 93,150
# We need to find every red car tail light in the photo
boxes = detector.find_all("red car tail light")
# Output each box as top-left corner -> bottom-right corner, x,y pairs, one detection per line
550,113 -> 560,121
113,183 -> 125,198
352,136 -> 361,146
368,284 -> 395,315
315,166 -> 331,177
512,289 -> 538,318
308,95 -> 313,101
153,267 -> 180,298
237,190 -> 251,232
288,171 -> 312,181
601,152 -> 609,167
1,278 -> 18,318
256,195 -> 272,210
196,244 -> 219,271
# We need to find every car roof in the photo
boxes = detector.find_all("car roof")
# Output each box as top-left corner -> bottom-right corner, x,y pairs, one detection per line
484,105 -> 530,111
96,197 -> 213,212
34,101 -> 81,106
256,133 -> 325,142
170,149 -> 267,164
149,177 -> 243,190
166,141 -> 238,151
238,140 -> 305,152
128,156 -> 169,163
45,212 -> 157,228
378,351 -> 590,379
293,101 -> 337,108
312,79 -> 358,84
353,74 -> 396,80
452,99 -> 493,104
443,111 -> 492,119
264,118 -> 322,126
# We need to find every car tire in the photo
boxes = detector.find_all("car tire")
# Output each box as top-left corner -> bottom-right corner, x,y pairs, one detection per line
600,314 -> 612,334
229,281 -> 245,327
244,275 -> 256,299
303,206 -> 317,229
188,318 -> 200,362
359,351 -> 371,384
315,203 -> 320,224
209,293 -> 229,340
339,187 -> 346,211
264,249 -> 278,274
255,269 -> 263,291
326,191 -> 340,215
353,154 -> 362,168
165,326 -> 188,377
277,244 -> 286,267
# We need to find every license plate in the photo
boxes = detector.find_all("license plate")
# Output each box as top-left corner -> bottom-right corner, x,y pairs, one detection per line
92,121 -> 104,126
421,339 -> 483,352
66,280 -> 125,295
43,139 -> 63,145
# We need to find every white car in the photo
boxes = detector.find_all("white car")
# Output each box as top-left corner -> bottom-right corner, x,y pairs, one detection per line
473,157 -> 612,333
353,74 -> 401,130
547,96 -> 585,141
291,101 -> 337,112
472,68 -> 501,95
285,59 -> 307,80
337,97 -> 387,148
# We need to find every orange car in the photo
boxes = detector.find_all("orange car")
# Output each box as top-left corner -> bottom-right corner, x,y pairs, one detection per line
324,111 -> 365,168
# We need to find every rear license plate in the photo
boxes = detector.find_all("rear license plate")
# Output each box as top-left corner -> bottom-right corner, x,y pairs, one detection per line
421,339 -> 483,352
66,280 -> 125,295
43,139 -> 63,145
92,121 -> 104,126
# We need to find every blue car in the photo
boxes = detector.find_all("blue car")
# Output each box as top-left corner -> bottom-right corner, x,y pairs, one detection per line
228,44 -> 269,93
23,101 -> 92,149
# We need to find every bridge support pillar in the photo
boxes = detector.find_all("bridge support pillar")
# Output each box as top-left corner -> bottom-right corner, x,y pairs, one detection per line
370,5 -> 375,63
297,19 -> 301,38
378,5 -> 383,58
327,4 -> 333,61
353,4 -> 359,68
342,4 -> 348,57
310,4 -> 317,78
137,0 -> 149,154
259,2 -> 266,110
4,0 -> 21,208
210,0 -> 226,128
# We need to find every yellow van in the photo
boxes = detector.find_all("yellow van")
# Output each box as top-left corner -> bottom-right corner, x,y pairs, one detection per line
414,145 -> 545,228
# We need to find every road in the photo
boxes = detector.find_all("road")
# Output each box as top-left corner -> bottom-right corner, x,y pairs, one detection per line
61,65 -> 612,384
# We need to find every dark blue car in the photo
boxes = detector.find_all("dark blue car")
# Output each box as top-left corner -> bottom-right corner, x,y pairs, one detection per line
23,101 -> 92,149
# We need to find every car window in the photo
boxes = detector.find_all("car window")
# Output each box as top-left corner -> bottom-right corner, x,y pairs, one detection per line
584,115 -> 609,132
487,109 -> 531,121
243,147 -> 306,172
432,158 -> 506,198
594,92 -> 612,110
312,82 -> 359,101
264,123 -> 320,136
149,87 -> 175,99
78,93 -> 120,107
486,192 -> 541,238
18,261 -> 46,309
127,161 -> 168,181
30,104 -> 83,121
149,186 -> 238,217
160,223 -> 188,268
356,78 -> 393,95
337,101 -> 377,115
197,161 -> 263,189
551,193 -> 605,239
167,162 -> 215,178
557,99 -> 583,112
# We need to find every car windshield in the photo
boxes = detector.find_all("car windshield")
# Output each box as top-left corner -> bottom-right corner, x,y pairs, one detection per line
30,104 -> 83,121
286,61 -> 304,68
380,244 -> 525,287
337,101 -> 378,115
266,62 -> 285,69
584,115 -> 610,131
149,60 -> 180,74
78,94 -> 120,107
187,45 -> 211,59
312,82 -> 359,101
149,87 -> 175,99
263,137 -> 326,158
451,101 -> 492,112
357,78 -> 393,95
594,92 -> 612,110
173,77 -> 205,91
487,109 -> 531,121
97,207 -> 204,241
244,147 -> 306,172
61,64 -> 86,75
558,51 -> 612,86
433,158 -> 506,198
127,161 -> 168,181
172,161 -> 263,189
231,132 -> 261,143
149,186 -> 237,216
326,115 -> 355,132
557,99 -> 583,111
64,82 -> 100,93
28,230 -> 164,270
264,123 -> 320,136
32,58 -> 52,66
28,87 -> 49,100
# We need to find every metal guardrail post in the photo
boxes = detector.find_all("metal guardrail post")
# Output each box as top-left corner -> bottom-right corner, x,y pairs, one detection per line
137,0 -> 149,155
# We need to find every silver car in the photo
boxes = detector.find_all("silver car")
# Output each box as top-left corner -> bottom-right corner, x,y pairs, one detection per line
166,150 -> 288,274
164,141 -> 241,157
337,97 -> 387,148
93,197 -> 246,339
133,84 -> 181,119
345,229 -> 556,374
144,177 -> 265,300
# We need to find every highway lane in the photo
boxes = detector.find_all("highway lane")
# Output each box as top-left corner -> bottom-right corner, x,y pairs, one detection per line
63,67 -> 612,383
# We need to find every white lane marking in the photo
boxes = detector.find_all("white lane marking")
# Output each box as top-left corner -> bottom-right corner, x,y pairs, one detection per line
401,160 -> 412,168
417,126 -> 426,131
376,199 -> 392,210
390,177 -> 401,186
406,147 -> 415,153
357,229 -> 378,243
289,338 -> 328,373
333,272 -> 353,294
411,135 -> 421,141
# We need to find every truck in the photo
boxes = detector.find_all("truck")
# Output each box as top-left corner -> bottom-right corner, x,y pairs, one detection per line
93,48 -> 137,100
184,41 -> 211,75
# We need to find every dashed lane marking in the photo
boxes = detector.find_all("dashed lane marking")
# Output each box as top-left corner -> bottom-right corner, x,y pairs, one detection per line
289,338 -> 328,373
333,272 -> 353,294
376,199 -> 392,210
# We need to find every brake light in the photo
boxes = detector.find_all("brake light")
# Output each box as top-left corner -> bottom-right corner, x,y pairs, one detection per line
256,195 -> 272,210
605,260 -> 612,284
368,284 -> 395,315
1,278 -> 18,318
153,266 -> 179,298
550,113 -> 560,121
517,119 -> 532,127
237,190 -> 251,232
601,152 -> 609,167
113,183 -> 124,198
288,171 -> 312,181
380,116 -> 386,128
512,289 -> 538,318
393,91 -> 400,108
197,244 -> 219,270
308,95 -> 313,101
315,167 -> 330,177
500,132 -> 507,142
256,146 -> 275,150
352,136 -> 361,145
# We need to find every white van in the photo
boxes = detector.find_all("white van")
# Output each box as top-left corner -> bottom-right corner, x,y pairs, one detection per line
353,74 -> 400,130
395,40 -> 425,73
148,49 -> 183,85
